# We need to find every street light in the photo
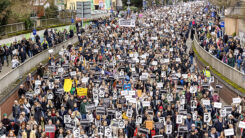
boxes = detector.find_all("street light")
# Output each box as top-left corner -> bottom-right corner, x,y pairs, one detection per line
127,0 -> 130,16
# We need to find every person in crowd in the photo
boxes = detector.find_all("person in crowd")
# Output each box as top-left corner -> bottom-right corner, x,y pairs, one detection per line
11,56 -> 19,69
0,1 -> 242,138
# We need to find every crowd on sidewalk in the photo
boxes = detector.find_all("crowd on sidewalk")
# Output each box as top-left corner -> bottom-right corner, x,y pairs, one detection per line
0,28 -> 74,71
195,7 -> 245,73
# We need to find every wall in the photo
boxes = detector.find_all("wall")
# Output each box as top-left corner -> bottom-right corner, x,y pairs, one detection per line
193,36 -> 245,91
238,19 -> 245,35
225,17 -> 245,36
225,17 -> 237,36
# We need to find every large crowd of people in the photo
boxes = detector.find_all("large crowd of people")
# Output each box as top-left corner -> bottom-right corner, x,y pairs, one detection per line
0,1 -> 244,138
0,28 -> 74,71
195,7 -> 245,73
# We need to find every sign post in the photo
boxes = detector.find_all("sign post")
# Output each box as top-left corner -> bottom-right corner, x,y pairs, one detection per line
76,1 -> 91,31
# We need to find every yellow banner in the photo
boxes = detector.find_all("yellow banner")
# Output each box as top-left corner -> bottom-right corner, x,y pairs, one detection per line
77,88 -> 88,96
64,79 -> 72,92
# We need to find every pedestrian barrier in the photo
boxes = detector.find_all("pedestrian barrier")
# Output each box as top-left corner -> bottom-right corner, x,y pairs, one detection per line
193,35 -> 245,90
0,36 -> 78,94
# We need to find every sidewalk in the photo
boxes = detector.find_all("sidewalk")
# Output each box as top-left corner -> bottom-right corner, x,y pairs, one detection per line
0,63 -> 11,78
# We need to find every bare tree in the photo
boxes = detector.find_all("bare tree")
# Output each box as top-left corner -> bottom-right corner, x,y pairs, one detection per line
209,0 -> 239,9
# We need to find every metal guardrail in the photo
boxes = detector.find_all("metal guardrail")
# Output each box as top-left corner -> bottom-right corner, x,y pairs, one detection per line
193,35 -> 245,90
39,17 -> 72,28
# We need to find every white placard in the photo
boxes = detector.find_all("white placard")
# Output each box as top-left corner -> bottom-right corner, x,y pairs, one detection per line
128,90 -> 136,96
126,109 -> 133,117
152,61 -> 158,66
232,98 -> 241,104
167,94 -> 173,102
157,83 -> 163,88
176,115 -> 183,124
70,71 -> 76,76
202,99 -> 210,106
176,58 -> 181,62
192,112 -> 197,121
82,77 -> 89,83
64,115 -> 71,124
164,59 -> 170,63
182,74 -> 188,79
105,126 -> 112,137
239,121 -> 245,129
48,49 -> 54,53
142,101 -> 150,107
125,95 -> 132,100
73,127 -> 80,137
214,102 -> 222,109
136,115 -> 142,124
151,37 -> 157,40
118,120 -> 125,128
121,90 -> 128,96
176,73 -> 181,78
190,86 -> 195,94
220,109 -> 226,117
59,51 -> 63,56
166,125 -> 172,134
58,68 -> 64,73
191,100 -> 197,108
128,98 -> 137,103
49,83 -> 54,90
35,80 -> 41,86
116,111 -> 122,119
224,128 -> 234,136
204,112 -> 211,123
170,48 -> 173,51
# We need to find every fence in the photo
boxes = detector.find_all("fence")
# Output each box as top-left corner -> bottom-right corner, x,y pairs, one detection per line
0,11 -> 110,37
39,17 -> 72,28
193,35 -> 245,90
0,17 -> 72,36
0,36 -> 78,94
0,22 -> 25,36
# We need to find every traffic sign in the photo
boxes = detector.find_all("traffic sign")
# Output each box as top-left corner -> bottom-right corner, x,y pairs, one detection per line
33,29 -> 36,35
220,21 -> 225,28
76,1 -> 91,19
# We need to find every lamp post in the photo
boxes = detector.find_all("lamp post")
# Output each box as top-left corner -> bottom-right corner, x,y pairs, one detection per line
127,0 -> 130,17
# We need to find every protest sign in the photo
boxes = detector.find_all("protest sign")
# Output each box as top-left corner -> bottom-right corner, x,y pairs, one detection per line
45,125 -> 55,132
239,121 -> 245,129
224,128 -> 234,136
77,88 -> 88,96
233,97 -> 241,104
145,120 -> 154,130
119,19 -> 136,27
64,79 -> 72,92
214,102 -> 222,109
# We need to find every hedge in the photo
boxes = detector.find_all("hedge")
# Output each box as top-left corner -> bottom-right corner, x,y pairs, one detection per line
192,43 -> 245,93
